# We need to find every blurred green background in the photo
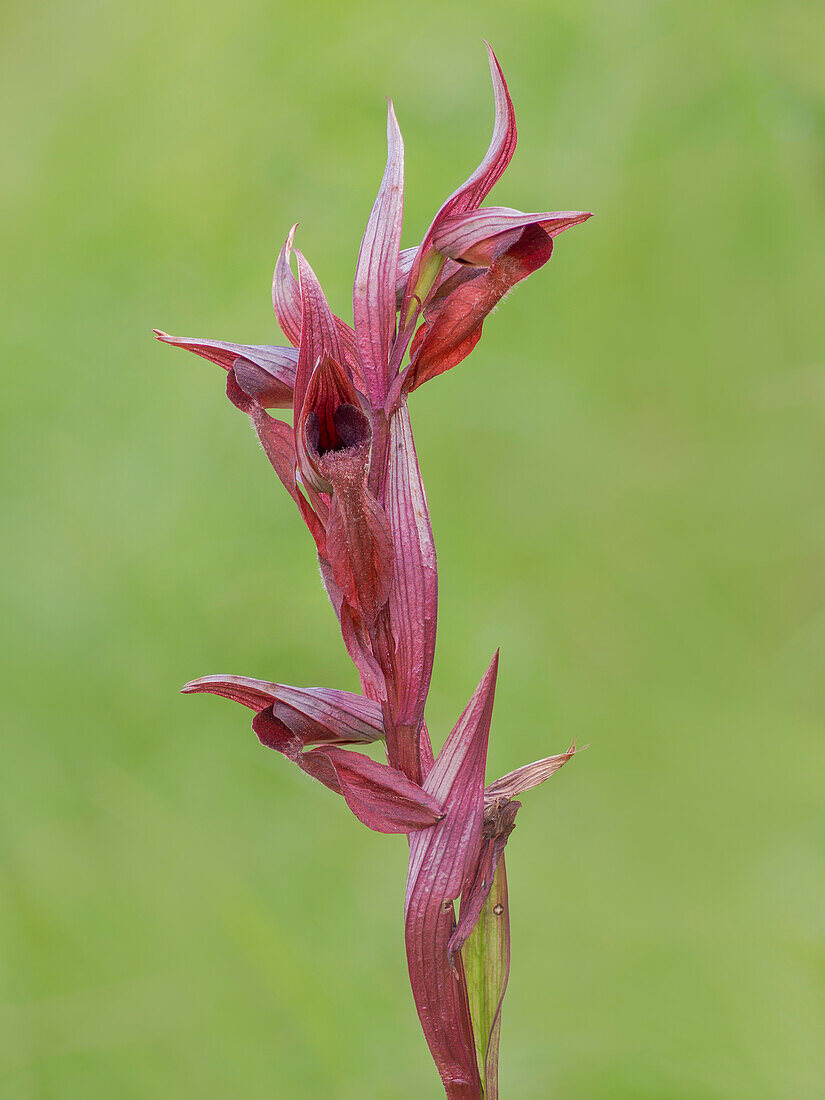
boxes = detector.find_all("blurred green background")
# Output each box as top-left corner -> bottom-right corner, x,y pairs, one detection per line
1,0 -> 823,1096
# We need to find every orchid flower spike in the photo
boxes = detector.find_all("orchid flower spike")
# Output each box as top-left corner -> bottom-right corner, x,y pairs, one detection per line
157,43 -> 589,1098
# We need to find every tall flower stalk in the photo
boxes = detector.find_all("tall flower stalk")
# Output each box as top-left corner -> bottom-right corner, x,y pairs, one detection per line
158,44 -> 589,1097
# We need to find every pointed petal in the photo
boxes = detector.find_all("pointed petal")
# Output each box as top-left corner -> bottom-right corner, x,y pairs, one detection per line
274,228 -> 364,386
463,856 -> 510,1100
155,331 -> 296,407
271,224 -> 303,347
433,207 -> 592,266
446,44 -> 517,217
294,250 -> 346,420
484,742 -> 576,802
307,745 -> 443,833
403,653 -> 499,1098
379,405 -> 438,781
181,675 -> 385,743
354,100 -> 405,406
398,44 -> 517,325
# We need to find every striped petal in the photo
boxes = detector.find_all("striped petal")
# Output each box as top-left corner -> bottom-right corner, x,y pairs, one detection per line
353,100 -> 404,406
274,226 -> 364,387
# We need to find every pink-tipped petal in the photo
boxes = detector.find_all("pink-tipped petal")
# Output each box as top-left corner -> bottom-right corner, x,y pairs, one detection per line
271,224 -> 303,347
354,100 -> 405,406
404,652 -> 500,1099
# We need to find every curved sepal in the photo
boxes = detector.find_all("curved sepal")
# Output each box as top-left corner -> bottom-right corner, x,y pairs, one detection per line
154,330 -> 296,408
271,224 -> 303,347
380,405 -> 437,782
433,206 -> 592,266
398,44 -> 517,327
181,674 -> 384,743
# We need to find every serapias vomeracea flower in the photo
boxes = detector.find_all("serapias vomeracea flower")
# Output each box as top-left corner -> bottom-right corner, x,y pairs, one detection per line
157,43 -> 589,1098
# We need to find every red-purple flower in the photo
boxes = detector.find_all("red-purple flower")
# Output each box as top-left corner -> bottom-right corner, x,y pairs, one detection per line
158,44 -> 589,1097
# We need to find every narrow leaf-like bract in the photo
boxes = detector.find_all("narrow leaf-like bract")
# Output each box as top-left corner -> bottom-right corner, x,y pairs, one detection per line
354,101 -> 404,406
379,405 -> 437,782
404,653 -> 499,1099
